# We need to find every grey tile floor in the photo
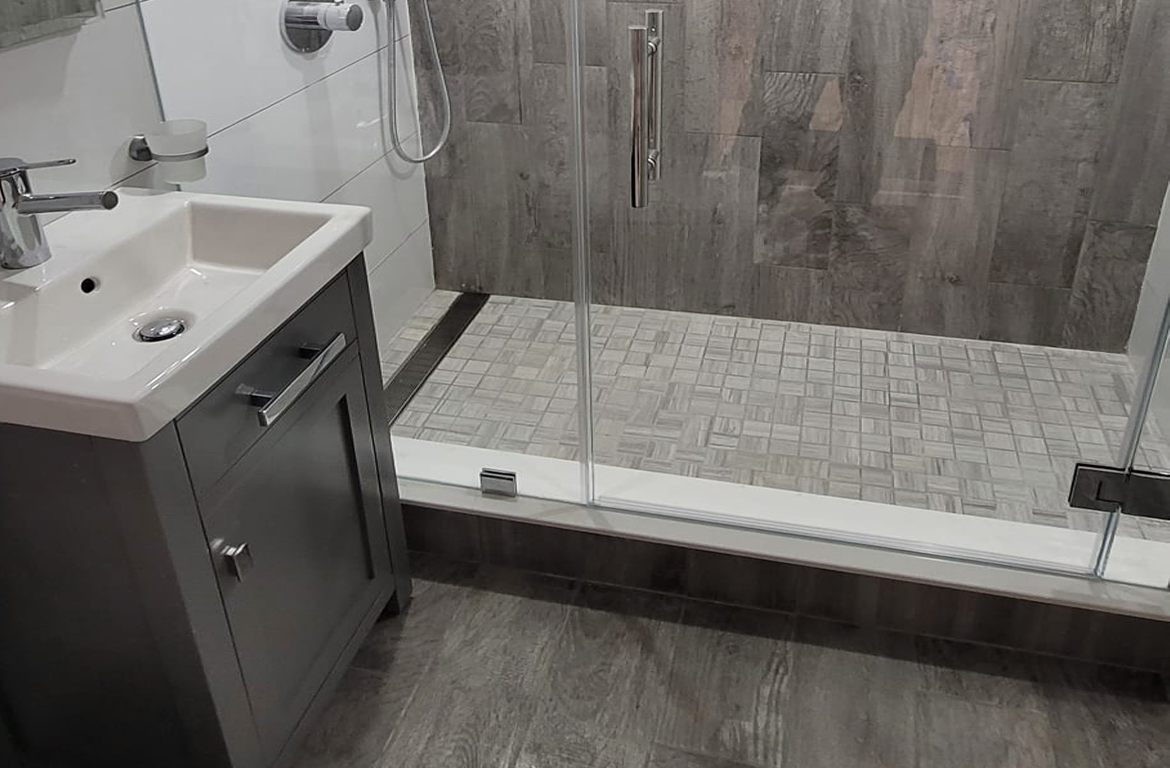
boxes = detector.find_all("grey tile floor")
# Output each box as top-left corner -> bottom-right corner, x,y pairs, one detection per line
292,555 -> 1170,768
382,292 -> 1170,539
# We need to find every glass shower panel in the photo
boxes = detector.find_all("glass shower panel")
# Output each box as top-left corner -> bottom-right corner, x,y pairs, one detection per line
380,0 -> 589,500
1098,187 -> 1170,588
579,0 -> 1170,572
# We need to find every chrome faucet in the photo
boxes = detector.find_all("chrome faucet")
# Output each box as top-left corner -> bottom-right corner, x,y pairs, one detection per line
0,158 -> 119,269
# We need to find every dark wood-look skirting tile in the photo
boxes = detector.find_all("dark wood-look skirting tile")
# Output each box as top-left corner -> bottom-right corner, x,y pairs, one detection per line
402,504 -> 1170,673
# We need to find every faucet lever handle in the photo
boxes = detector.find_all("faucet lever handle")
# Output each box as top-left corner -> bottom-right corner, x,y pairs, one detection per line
0,157 -> 77,178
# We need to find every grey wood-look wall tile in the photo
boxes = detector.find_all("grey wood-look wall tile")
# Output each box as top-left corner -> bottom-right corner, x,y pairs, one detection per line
1063,221 -> 1156,351
744,265 -> 831,323
530,0 -> 606,65
840,0 -> 1027,169
461,0 -> 527,122
515,585 -> 682,768
409,0 -> 463,72
988,80 -> 1114,288
826,203 -> 910,330
604,127 -> 761,314
1024,0 -> 1136,83
900,147 -> 1010,338
780,620 -> 920,768
659,603 -> 794,767
685,0 -> 765,135
1091,0 -> 1170,227
764,0 -> 853,73
982,283 -> 1071,345
755,72 -> 841,270
377,567 -> 576,768
915,690 -> 1058,768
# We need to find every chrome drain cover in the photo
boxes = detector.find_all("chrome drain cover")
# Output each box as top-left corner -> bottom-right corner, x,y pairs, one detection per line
136,316 -> 187,342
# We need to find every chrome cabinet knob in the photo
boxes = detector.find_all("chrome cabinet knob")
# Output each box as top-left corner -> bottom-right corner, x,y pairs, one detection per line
222,543 -> 254,582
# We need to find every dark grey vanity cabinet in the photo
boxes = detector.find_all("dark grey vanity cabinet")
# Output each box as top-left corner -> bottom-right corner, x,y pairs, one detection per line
0,258 -> 410,768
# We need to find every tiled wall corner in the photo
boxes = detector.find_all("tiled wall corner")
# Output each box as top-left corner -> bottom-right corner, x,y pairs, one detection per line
140,0 -> 434,348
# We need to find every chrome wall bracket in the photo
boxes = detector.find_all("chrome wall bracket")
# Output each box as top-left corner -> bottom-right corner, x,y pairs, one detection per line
629,10 -> 664,208
1068,463 -> 1170,521
480,468 -> 518,497
129,135 -> 208,163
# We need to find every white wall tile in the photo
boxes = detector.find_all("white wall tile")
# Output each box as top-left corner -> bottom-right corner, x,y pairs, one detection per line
142,0 -> 408,134
369,222 -> 435,347
325,133 -> 428,273
0,5 -> 161,194
188,43 -> 419,204
141,0 -> 433,343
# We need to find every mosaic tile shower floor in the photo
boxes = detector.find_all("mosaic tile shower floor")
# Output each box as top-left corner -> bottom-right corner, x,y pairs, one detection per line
382,291 -> 1170,540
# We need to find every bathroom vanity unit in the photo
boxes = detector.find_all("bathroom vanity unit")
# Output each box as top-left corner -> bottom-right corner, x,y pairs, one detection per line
0,191 -> 410,768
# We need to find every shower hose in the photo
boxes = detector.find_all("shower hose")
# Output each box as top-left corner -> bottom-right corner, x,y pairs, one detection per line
386,0 -> 452,163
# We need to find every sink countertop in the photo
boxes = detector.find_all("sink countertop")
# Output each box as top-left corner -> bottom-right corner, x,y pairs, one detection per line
0,188 -> 372,441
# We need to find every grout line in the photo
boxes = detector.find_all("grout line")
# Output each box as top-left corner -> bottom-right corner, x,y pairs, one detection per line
318,129 -> 422,203
206,36 -> 415,141
366,218 -> 431,277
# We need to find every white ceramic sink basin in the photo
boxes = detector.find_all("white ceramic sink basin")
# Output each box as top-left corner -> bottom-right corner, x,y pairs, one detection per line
0,189 -> 371,440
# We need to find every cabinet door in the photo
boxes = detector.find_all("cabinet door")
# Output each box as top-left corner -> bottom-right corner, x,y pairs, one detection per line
201,345 -> 392,760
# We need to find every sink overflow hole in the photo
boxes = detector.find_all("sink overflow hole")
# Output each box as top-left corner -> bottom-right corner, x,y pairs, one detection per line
80,277 -> 99,294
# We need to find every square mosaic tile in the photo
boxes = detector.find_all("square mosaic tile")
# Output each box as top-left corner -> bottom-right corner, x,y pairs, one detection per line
382,294 -> 1170,540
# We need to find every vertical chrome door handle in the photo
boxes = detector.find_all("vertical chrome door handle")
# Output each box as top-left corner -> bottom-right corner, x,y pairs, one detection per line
629,10 -> 663,208
630,24 -> 649,208
646,10 -> 663,182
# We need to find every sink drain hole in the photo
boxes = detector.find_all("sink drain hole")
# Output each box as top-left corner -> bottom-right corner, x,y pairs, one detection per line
80,277 -> 99,294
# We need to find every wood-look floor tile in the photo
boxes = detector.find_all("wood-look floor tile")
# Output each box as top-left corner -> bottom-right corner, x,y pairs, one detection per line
511,584 -> 683,768
915,690 -> 1057,768
646,744 -> 766,768
657,602 -> 794,768
780,619 -> 920,768
289,667 -> 409,768
1037,661 -> 1170,768
377,568 -> 578,768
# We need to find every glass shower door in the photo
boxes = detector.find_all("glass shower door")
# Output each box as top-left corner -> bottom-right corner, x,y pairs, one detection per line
575,0 -> 1170,575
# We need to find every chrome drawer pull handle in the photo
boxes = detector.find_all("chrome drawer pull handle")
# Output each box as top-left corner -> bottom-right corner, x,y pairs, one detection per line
237,332 -> 347,427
